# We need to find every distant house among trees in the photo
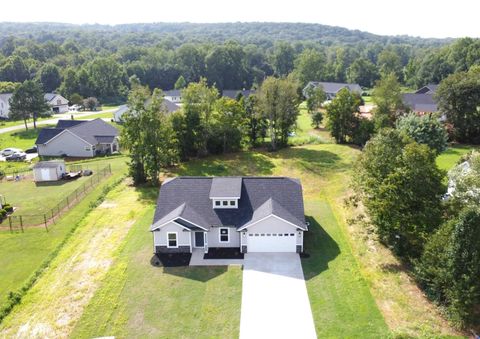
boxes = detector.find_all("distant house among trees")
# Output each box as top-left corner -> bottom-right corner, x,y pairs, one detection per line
302,82 -> 362,100
163,90 -> 182,103
44,93 -> 69,114
0,93 -> 12,118
402,84 -> 439,114
113,98 -> 180,123
0,92 -> 68,118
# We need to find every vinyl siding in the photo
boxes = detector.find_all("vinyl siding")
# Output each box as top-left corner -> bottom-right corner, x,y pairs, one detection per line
207,227 -> 241,247
153,221 -> 191,247
37,131 -> 94,157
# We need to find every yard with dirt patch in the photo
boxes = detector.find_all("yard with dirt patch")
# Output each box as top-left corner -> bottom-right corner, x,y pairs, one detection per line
0,113 -> 470,337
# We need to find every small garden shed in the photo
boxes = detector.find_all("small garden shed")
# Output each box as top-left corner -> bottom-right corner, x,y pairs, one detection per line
33,160 -> 66,182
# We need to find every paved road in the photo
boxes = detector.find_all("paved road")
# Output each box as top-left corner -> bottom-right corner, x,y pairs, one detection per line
0,108 -> 117,135
240,253 -> 317,339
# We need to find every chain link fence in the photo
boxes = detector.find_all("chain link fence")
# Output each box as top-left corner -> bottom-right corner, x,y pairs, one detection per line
1,164 -> 112,232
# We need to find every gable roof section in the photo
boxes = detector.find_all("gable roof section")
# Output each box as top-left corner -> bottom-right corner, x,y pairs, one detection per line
152,177 -> 307,231
150,202 -> 209,231
238,197 -> 307,231
68,119 -> 119,145
209,177 -> 242,198
415,84 -> 438,94
35,119 -> 118,145
403,93 -> 438,112
164,89 -> 181,97
35,128 -> 64,144
55,120 -> 85,129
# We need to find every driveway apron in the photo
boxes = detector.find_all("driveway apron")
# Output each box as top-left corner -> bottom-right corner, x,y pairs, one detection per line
240,253 -> 317,339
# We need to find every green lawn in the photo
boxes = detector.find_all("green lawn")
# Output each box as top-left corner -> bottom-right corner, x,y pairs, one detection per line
436,144 -> 479,171
0,156 -> 128,313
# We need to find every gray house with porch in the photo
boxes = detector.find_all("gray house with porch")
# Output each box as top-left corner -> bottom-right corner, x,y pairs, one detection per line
35,119 -> 119,158
150,176 -> 308,254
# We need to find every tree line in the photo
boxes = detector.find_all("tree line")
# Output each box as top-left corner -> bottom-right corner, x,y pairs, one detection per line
122,76 -> 299,185
0,23 -> 478,104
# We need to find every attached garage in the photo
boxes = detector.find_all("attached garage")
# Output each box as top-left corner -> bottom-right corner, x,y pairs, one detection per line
247,232 -> 297,252
242,215 -> 303,253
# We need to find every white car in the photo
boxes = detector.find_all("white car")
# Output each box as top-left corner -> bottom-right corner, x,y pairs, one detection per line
1,148 -> 23,156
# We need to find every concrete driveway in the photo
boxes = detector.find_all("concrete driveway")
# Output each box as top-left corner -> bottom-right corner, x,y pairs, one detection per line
240,253 -> 316,339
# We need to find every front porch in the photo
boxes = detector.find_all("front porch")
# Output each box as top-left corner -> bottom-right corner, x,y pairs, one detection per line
189,248 -> 244,266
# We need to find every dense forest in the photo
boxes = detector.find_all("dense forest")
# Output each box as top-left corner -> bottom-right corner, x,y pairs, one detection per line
0,22 -> 478,102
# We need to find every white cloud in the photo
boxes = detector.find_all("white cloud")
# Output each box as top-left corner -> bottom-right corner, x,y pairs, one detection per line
0,0 -> 478,38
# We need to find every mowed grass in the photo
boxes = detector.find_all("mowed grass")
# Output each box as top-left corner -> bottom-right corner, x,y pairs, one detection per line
70,144 -> 387,338
0,156 -> 128,311
1,156 -> 127,216
72,201 -> 243,339
436,144 -> 479,171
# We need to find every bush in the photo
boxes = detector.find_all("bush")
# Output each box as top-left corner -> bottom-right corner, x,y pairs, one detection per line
3,204 -> 13,213
0,209 -> 7,218
352,118 -> 375,146
396,113 -> 448,154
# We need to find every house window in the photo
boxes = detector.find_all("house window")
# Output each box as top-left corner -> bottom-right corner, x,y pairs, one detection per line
167,232 -> 177,248
215,201 -> 221,206
229,200 -> 235,206
219,228 -> 229,243
222,200 -> 228,206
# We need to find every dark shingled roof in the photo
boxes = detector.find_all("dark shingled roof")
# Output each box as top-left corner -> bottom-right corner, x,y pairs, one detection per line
151,177 -> 307,231
209,177 -> 242,198
35,128 -> 64,144
35,119 -> 118,145
415,84 -> 438,94
403,93 -> 438,113
55,120 -> 85,129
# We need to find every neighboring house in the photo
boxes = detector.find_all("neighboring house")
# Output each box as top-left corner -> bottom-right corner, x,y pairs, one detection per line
0,93 -> 12,119
415,84 -> 438,94
150,176 -> 308,254
113,98 -> 180,123
163,90 -> 182,103
35,118 -> 119,158
222,89 -> 255,100
44,93 -> 69,114
303,82 -> 362,100
33,160 -> 66,182
402,84 -> 439,114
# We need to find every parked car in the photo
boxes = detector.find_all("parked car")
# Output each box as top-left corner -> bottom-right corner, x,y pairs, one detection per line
25,146 -> 37,154
6,152 -> 26,161
1,148 -> 23,157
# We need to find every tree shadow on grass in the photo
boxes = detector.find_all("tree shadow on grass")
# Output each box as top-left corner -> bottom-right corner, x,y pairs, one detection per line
301,215 -> 340,280
271,147 -> 343,176
11,128 -> 43,139
135,185 -> 158,204
171,152 -> 275,177
150,255 -> 229,282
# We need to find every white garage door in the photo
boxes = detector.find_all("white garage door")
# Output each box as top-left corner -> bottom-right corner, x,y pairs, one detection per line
247,232 -> 297,253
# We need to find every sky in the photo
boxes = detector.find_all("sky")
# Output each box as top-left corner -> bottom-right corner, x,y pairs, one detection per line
0,0 -> 479,39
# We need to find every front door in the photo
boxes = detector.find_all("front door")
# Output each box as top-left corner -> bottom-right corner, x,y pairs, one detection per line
195,232 -> 205,247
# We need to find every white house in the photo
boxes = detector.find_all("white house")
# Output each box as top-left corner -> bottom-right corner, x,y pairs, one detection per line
163,90 -> 182,103
151,177 -> 308,254
0,93 -> 13,119
44,93 -> 69,114
33,160 -> 66,182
